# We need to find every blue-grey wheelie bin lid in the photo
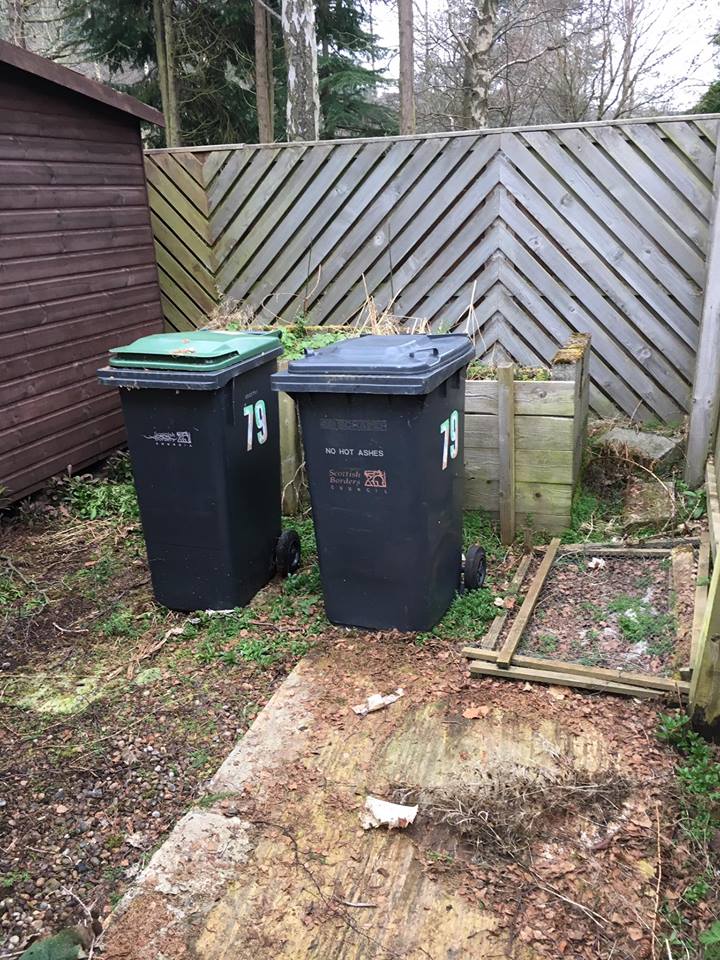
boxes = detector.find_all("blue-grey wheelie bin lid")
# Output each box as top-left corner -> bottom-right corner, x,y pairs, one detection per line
272,334 -> 474,396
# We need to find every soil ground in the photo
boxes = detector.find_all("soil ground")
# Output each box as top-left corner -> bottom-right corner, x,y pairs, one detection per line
518,552 -> 695,675
0,470 -> 717,958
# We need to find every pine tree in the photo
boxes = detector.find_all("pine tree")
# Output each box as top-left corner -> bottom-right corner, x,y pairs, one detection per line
65,0 -> 396,146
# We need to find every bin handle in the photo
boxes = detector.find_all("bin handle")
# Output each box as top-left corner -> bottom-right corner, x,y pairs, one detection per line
408,346 -> 440,360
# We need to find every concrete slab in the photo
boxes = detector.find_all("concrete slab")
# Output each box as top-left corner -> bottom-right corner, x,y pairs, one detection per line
101,639 -> 673,960
600,426 -> 682,467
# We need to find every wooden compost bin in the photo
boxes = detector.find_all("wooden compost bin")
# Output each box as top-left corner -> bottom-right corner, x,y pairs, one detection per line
464,335 -> 590,538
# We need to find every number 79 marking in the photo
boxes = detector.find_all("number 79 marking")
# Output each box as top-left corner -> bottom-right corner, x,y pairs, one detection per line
440,409 -> 459,470
243,399 -> 268,451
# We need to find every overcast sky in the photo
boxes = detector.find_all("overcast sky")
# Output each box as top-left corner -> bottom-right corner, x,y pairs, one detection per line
370,0 -> 718,113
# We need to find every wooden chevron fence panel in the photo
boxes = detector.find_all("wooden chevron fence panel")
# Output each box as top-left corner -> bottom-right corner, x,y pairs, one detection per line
144,114 -> 720,427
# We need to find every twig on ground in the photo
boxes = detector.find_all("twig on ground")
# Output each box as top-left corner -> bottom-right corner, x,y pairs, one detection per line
333,897 -> 377,908
651,802 -> 662,960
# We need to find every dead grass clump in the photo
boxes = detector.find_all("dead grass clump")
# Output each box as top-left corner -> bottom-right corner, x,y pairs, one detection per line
203,298 -> 256,331
394,762 -> 631,860
355,292 -> 431,335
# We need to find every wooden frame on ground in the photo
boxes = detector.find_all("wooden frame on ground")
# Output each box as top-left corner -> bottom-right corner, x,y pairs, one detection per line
464,539 -> 695,699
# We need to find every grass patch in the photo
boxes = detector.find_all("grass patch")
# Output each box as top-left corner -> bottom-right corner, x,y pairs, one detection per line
422,587 -> 498,644
561,485 -> 622,544
463,509 -> 503,561
99,606 -> 147,640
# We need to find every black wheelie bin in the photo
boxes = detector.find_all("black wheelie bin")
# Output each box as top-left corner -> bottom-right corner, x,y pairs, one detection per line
272,333 -> 485,632
98,330 -> 300,612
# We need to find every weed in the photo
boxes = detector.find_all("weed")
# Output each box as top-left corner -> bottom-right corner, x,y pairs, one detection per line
105,833 -> 125,851
64,474 -> 139,521
194,608 -> 311,667
284,515 -> 317,558
536,634 -> 558,654
682,875 -> 711,905
467,362 -> 550,382
1,870 -> 30,889
427,850 -> 455,864
607,596 -> 675,653
70,552 -> 120,597
196,791 -> 237,809
103,865 -> 125,884
279,317 -> 353,360
657,715 -> 720,955
463,510 -> 503,560
430,587 -> 498,642
0,574 -> 24,606
189,748 -> 211,769
675,480 -> 707,523
579,600 -> 604,621
700,921 -> 720,959
99,606 -> 145,640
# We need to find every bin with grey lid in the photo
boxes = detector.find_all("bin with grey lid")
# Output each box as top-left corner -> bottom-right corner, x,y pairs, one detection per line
98,330 -> 300,612
272,334 -> 486,632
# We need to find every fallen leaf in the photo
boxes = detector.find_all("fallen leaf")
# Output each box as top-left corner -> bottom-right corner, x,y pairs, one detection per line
628,927 -> 644,942
462,706 -> 485,719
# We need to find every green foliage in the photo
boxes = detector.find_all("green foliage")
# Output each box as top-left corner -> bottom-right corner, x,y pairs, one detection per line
66,0 -> 397,147
1,869 -> 30,888
64,475 -> 139,521
275,316 -> 355,360
99,606 -> 145,639
675,480 -> 707,523
428,587 -> 498,642
562,486 -> 608,543
606,596 -> 675,654
536,634 -> 558,654
463,510 -> 502,560
192,606 -> 311,667
697,80 -> 720,114
466,362 -> 550,382
657,715 -> 720,955
657,714 -> 720,845
700,921 -> 720,959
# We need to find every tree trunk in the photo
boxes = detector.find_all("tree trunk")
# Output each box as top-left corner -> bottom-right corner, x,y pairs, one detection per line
398,0 -> 415,134
254,0 -> 274,142
464,0 -> 497,128
10,0 -> 27,48
282,0 -> 320,141
153,0 -> 182,147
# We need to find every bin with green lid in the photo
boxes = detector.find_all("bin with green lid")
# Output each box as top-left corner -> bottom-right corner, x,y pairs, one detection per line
98,330 -> 300,612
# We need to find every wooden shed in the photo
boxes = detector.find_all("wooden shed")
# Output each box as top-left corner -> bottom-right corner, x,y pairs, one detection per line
0,40 -> 165,503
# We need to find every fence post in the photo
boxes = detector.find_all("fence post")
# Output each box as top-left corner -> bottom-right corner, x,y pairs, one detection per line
690,551 -> 720,740
497,362 -> 516,545
686,148 -> 720,489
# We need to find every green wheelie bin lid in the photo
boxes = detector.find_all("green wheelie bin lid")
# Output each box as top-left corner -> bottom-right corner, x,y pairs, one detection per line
109,330 -> 281,371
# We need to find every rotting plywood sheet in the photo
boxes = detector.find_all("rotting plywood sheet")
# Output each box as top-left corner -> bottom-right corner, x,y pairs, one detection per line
102,640 -> 675,960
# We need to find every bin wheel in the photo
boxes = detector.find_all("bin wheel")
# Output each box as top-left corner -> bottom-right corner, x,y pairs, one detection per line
464,544 -> 487,591
276,530 -> 301,578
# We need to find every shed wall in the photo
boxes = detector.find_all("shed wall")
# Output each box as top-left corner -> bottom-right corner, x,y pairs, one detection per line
0,64 -> 163,501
